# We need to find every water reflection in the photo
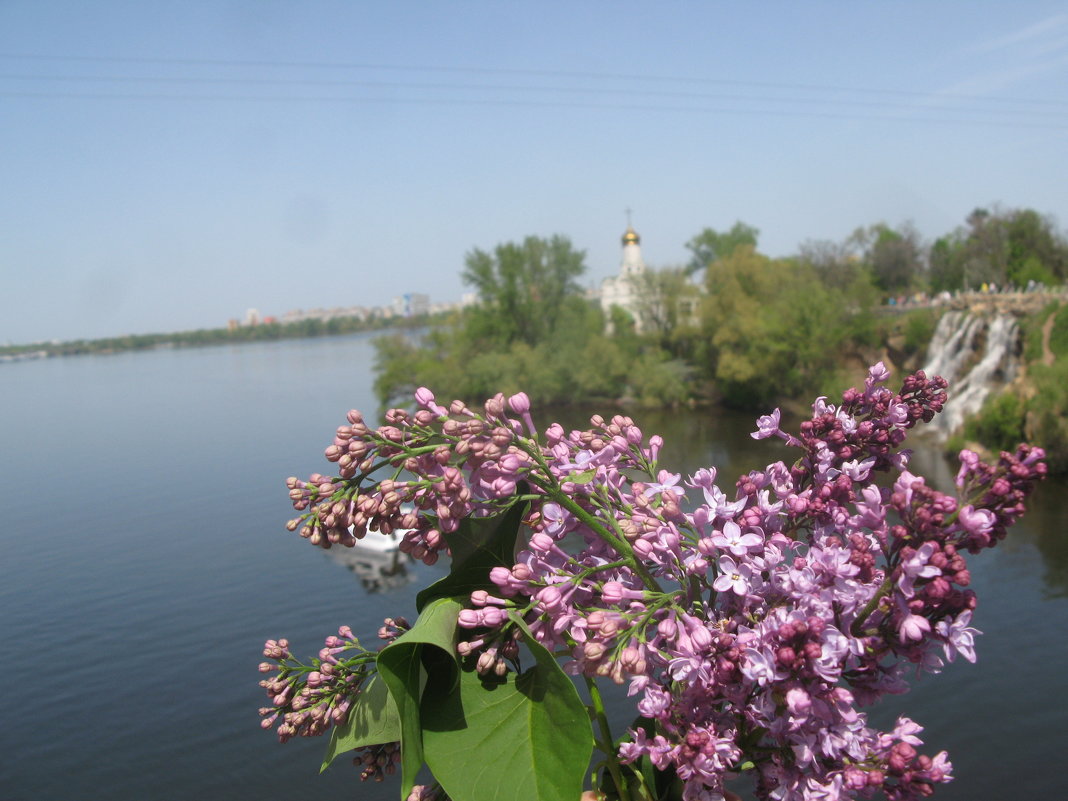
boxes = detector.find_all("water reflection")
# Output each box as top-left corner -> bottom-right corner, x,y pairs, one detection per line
327,538 -> 416,594
1020,483 -> 1068,598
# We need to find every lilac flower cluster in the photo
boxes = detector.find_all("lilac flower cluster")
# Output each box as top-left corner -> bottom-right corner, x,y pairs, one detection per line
285,396 -> 535,564
258,625 -> 376,743
275,365 -> 1046,800
354,741 -> 402,782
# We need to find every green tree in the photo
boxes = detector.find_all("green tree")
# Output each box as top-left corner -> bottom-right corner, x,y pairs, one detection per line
851,222 -> 924,295
929,236 -> 964,293
685,221 -> 759,275
928,207 -> 1067,292
797,238 -> 869,292
958,207 -> 1008,288
461,235 -> 586,347
701,246 -> 873,406
625,266 -> 703,359
373,232 -> 695,408
1004,208 -> 1068,285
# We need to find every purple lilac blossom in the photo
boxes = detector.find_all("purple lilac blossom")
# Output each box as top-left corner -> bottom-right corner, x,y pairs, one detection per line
271,366 -> 1046,800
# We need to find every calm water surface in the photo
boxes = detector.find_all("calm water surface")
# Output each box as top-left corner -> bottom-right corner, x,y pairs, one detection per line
1,335 -> 1065,800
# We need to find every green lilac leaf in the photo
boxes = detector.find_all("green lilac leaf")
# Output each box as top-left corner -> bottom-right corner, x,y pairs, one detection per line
376,596 -> 462,798
415,484 -> 529,612
567,468 -> 597,484
420,627 -> 593,801
319,675 -> 401,772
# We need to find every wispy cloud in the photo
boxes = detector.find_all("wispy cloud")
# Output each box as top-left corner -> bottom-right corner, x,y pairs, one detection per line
963,12 -> 1068,56
918,12 -> 1068,111
932,53 -> 1068,101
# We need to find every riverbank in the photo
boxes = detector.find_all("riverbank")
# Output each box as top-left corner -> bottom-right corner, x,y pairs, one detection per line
0,312 -> 437,361
10,295 -> 1067,473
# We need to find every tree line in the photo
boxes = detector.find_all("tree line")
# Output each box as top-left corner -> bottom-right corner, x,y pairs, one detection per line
0,311 -> 429,359
374,205 -> 1068,411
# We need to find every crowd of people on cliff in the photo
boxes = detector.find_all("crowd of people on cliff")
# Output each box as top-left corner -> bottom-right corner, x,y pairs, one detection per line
885,279 -> 1062,309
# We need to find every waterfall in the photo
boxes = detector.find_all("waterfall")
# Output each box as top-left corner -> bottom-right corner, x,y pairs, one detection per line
922,312 -> 1021,437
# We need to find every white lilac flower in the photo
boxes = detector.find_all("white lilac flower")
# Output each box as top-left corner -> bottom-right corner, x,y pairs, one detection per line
713,554 -> 753,595
643,470 -> 686,498
898,613 -> 931,643
752,407 -> 782,440
896,541 -> 941,597
540,502 -> 568,537
812,396 -> 834,416
935,610 -> 981,663
711,520 -> 763,556
957,504 -> 995,537
840,456 -> 875,481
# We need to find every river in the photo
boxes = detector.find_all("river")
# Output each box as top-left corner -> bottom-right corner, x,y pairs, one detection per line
1,333 -> 1065,800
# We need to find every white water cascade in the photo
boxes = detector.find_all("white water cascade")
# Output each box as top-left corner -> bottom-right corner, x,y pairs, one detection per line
922,311 -> 1021,437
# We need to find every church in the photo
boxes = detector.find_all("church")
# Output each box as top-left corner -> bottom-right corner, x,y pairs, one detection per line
598,219 -> 702,335
599,220 -> 649,332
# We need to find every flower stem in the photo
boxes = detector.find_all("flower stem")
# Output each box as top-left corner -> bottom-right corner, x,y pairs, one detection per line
585,676 -> 629,801
526,473 -> 663,594
851,574 -> 893,636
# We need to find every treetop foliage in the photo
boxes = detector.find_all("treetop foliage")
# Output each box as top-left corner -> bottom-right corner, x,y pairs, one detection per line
701,245 -> 877,407
930,206 -> 1068,292
461,235 -> 586,347
685,221 -> 760,275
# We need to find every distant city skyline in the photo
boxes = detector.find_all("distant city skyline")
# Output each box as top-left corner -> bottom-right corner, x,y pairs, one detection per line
2,2 -> 1066,343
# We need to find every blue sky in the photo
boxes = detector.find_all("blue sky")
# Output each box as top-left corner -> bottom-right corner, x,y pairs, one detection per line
2,1 -> 1067,343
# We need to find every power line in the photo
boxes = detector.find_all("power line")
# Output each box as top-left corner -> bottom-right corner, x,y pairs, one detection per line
2,72 -> 1066,119
3,88 -> 1066,130
1,51 -> 1065,109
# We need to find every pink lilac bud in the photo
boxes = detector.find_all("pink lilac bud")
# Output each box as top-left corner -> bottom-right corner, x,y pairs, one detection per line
683,615 -> 713,649
529,532 -> 555,553
535,585 -> 566,612
332,702 -> 350,724
480,607 -> 508,627
457,610 -> 482,628
657,617 -> 677,639
507,392 -> 530,415
476,650 -> 497,674
584,641 -> 607,660
647,435 -> 663,461
484,393 -> 505,418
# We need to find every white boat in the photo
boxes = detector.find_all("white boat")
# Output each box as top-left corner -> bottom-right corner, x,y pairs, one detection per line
350,529 -> 404,552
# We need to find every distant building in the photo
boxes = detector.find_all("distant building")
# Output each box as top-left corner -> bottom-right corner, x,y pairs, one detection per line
600,222 -> 648,332
279,305 -> 371,324
392,293 -> 430,318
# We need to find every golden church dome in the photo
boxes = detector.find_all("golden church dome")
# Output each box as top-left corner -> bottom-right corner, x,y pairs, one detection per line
621,225 -> 641,246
